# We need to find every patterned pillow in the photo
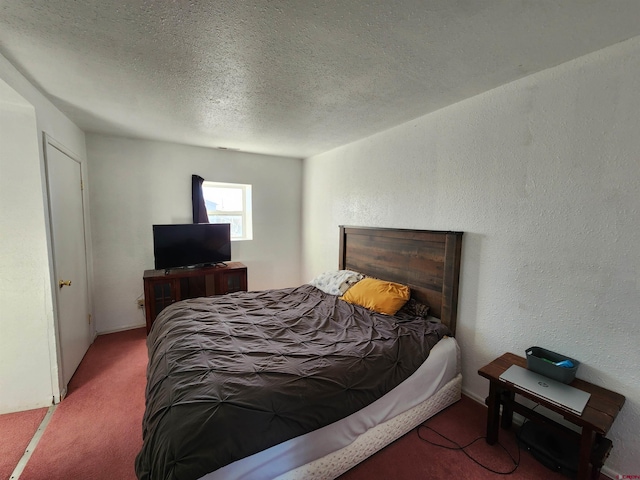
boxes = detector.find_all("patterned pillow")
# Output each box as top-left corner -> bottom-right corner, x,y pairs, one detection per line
398,298 -> 430,318
309,270 -> 364,295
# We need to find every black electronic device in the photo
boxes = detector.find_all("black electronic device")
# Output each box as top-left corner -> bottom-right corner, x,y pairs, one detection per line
517,421 -> 579,478
518,421 -> 612,478
152,223 -> 231,270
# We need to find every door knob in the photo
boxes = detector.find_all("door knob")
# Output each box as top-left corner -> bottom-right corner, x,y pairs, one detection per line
59,280 -> 72,288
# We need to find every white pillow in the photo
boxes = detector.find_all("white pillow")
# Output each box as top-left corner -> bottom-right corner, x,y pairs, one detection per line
309,270 -> 364,295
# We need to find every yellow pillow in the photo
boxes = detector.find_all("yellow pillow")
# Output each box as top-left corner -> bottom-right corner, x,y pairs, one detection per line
341,277 -> 410,315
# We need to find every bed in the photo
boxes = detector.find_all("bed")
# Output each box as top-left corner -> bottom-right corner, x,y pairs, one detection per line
136,226 -> 463,480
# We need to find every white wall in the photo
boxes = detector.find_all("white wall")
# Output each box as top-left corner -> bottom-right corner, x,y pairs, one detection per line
0,54 -> 88,412
86,134 -> 303,334
0,81 -> 53,412
302,37 -> 640,475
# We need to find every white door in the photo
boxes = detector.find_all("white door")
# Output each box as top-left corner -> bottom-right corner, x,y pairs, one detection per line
45,138 -> 92,388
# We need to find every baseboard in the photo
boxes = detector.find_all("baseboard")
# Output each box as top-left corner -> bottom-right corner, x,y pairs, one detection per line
55,386 -> 67,404
461,387 -> 484,405
0,399 -> 52,416
97,323 -> 146,335
600,465 -> 618,479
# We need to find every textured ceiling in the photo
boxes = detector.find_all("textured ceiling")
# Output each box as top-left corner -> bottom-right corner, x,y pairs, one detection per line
2,1 -> 640,158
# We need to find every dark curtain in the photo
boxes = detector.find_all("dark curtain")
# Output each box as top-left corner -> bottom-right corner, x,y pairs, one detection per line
191,175 -> 209,224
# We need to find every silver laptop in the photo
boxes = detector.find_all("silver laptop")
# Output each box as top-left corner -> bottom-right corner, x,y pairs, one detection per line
499,365 -> 591,415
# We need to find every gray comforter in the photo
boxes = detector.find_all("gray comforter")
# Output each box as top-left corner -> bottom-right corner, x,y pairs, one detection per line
135,284 -> 450,480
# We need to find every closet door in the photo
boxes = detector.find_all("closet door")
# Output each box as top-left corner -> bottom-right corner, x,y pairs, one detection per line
45,136 -> 92,390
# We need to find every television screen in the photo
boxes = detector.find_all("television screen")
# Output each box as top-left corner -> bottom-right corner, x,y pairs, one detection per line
153,223 -> 231,270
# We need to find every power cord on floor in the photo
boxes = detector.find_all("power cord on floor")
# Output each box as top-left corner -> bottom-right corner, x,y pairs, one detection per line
416,423 -> 520,475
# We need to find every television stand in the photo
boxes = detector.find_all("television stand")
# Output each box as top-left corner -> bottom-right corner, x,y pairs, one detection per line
206,262 -> 227,268
143,262 -> 247,333
165,262 -> 228,273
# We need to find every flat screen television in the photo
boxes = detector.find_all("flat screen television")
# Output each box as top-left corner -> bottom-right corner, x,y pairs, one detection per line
153,223 -> 231,270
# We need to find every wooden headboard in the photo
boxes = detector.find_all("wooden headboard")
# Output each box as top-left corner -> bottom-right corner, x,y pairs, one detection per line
339,226 -> 463,335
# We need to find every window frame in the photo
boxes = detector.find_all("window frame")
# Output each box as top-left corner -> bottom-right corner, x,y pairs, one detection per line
202,181 -> 253,241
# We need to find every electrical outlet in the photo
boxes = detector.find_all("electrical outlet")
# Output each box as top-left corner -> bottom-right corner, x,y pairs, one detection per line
137,299 -> 145,309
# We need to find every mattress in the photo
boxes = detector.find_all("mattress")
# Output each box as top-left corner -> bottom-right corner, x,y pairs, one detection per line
201,335 -> 460,480
136,285 -> 456,480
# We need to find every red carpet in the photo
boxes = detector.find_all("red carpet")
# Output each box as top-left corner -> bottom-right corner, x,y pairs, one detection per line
19,328 -> 147,480
5,327 -> 610,479
0,407 -> 47,480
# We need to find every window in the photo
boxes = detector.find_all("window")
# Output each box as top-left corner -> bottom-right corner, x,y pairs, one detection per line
202,181 -> 253,240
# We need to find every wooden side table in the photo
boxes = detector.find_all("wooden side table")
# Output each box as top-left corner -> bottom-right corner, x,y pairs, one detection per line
478,353 -> 625,480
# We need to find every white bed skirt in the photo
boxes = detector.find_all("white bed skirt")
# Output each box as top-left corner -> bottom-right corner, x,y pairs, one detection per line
201,336 -> 461,480
277,372 -> 462,480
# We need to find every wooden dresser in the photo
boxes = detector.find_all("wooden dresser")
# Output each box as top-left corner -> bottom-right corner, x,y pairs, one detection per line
143,262 -> 247,333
